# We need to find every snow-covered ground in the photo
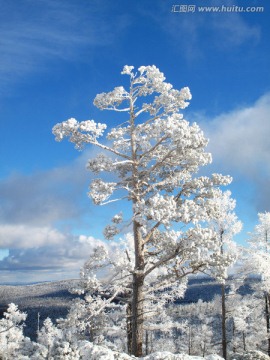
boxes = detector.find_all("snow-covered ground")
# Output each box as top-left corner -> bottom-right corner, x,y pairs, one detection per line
78,341 -> 223,359
78,342 -> 270,359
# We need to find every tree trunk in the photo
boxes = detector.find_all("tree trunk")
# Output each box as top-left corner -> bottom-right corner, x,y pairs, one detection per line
232,320 -> 236,353
220,232 -> 227,360
265,293 -> 270,356
202,340 -> 206,357
188,326 -> 192,355
145,330 -> 149,355
221,283 -> 227,360
242,331 -> 246,352
131,220 -> 145,357
131,272 -> 144,356
126,302 -> 132,354
129,83 -> 145,357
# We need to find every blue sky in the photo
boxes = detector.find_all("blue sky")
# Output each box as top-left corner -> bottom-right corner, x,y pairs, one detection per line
0,0 -> 269,283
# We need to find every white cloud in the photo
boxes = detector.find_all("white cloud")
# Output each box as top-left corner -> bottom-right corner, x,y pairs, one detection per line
0,146 -> 118,282
0,233 -> 107,282
201,93 -> 270,212
0,224 -> 66,249
204,93 -> 270,176
0,146 -> 124,283
0,150 -> 92,227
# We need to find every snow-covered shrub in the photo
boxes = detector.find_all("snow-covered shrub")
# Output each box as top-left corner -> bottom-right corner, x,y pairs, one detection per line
232,350 -> 270,360
0,303 -> 32,360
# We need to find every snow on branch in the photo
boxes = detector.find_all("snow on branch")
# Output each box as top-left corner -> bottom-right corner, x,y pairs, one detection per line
52,118 -> 107,150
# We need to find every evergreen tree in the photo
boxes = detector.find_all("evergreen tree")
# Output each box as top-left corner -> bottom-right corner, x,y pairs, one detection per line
53,65 -> 234,356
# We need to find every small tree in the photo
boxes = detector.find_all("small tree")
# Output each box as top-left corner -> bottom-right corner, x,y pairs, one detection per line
247,212 -> 270,356
36,317 -> 63,358
0,303 -> 29,360
227,293 -> 268,354
53,65 -> 233,356
207,190 -> 242,359
170,298 -> 218,357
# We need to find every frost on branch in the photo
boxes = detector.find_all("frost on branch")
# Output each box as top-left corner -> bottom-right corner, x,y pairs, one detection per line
121,65 -> 134,75
112,212 -> 123,224
134,194 -> 177,228
88,179 -> 117,205
135,65 -> 170,96
94,86 -> 130,111
86,153 -> 115,174
52,118 -> 107,150
146,86 -> 192,115
103,213 -> 123,240
103,224 -> 120,240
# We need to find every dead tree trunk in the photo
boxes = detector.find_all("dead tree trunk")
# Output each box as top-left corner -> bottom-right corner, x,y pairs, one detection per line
242,331 -> 246,352
232,320 -> 236,354
265,293 -> 270,356
145,330 -> 149,355
126,302 -> 132,354
188,326 -> 192,355
221,283 -> 227,360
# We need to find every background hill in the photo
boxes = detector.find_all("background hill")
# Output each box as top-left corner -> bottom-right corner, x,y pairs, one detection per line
0,279 -> 79,339
0,277 -> 254,340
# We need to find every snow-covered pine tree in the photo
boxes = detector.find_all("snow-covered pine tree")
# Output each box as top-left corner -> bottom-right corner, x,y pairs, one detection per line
53,65 -> 234,356
0,303 -> 31,360
247,212 -> 270,356
226,293 -> 268,355
207,190 -> 242,359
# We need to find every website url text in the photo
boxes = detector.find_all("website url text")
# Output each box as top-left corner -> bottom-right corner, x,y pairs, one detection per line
171,4 -> 264,13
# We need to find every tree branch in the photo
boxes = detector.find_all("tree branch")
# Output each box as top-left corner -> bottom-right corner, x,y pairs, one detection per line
139,135 -> 169,161
92,140 -> 132,160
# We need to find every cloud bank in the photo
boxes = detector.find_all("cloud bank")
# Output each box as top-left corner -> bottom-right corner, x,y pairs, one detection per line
0,149 -> 104,282
203,93 -> 270,212
0,235 -> 107,284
